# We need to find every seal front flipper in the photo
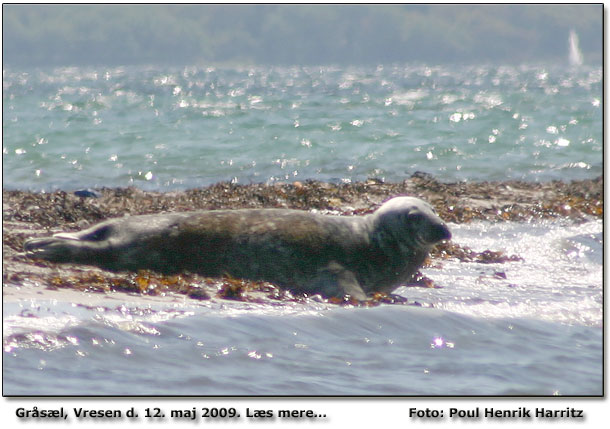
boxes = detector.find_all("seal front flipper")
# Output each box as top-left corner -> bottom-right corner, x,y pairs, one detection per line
314,261 -> 367,301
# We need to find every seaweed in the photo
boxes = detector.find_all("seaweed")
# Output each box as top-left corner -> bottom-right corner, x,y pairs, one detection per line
2,175 -> 602,306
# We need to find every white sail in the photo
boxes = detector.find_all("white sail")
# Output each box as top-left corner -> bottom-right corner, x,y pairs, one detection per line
569,30 -> 583,66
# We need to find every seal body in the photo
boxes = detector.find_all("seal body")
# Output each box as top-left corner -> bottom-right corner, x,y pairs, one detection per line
24,197 -> 451,300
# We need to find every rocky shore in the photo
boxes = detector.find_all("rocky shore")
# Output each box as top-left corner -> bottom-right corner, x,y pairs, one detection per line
2,174 -> 603,307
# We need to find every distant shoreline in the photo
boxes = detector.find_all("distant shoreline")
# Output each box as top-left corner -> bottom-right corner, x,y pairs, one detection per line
3,5 -> 602,66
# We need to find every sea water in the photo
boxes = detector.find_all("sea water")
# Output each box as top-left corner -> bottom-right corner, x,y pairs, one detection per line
2,218 -> 602,396
2,64 -> 603,396
2,63 -> 602,190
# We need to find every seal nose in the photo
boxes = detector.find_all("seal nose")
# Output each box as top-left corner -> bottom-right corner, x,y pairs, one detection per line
429,223 -> 451,243
440,224 -> 451,241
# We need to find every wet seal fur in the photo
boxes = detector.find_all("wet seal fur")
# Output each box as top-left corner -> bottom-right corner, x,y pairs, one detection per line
24,196 -> 450,300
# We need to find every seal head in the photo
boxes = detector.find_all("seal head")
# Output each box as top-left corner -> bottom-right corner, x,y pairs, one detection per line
357,196 -> 451,296
371,196 -> 451,252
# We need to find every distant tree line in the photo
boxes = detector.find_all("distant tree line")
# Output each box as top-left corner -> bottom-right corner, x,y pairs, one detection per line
2,4 -> 602,66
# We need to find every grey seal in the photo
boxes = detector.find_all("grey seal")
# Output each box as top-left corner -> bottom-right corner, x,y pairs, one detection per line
24,196 -> 450,300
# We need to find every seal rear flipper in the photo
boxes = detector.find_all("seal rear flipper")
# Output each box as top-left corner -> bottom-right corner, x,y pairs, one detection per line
52,223 -> 114,242
23,235 -> 105,264
52,232 -> 81,241
24,236 -> 77,262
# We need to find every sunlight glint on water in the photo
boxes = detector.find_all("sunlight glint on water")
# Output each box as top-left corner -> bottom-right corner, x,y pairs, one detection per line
2,64 -> 602,190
